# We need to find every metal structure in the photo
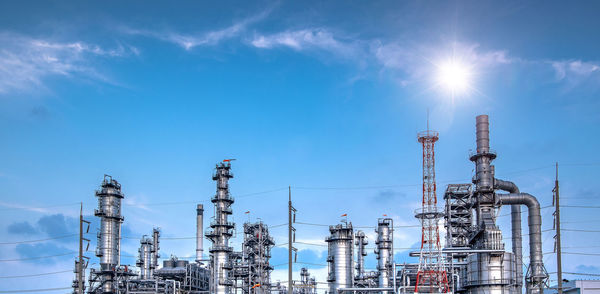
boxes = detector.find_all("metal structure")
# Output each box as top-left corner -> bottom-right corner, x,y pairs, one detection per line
326,222 -> 355,294
415,128 -> 449,293
439,115 -> 548,294
206,161 -> 235,294
243,221 -> 275,294
298,268 -> 317,294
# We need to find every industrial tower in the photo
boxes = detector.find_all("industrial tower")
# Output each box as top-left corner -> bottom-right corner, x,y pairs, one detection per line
415,127 -> 449,293
206,160 -> 235,294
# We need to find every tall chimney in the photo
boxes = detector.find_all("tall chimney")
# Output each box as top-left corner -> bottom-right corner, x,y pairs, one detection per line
196,204 -> 204,263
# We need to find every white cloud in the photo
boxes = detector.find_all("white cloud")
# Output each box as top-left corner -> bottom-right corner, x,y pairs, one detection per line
250,28 -> 364,61
0,32 -> 136,95
551,59 -> 600,81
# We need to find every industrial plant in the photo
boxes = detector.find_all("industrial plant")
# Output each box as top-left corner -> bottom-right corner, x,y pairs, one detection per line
73,115 -> 548,294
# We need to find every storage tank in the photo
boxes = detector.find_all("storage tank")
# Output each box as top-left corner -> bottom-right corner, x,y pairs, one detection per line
464,252 -> 516,294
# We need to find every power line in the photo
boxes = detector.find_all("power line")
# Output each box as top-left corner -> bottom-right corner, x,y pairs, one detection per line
0,234 -> 77,245
561,205 -> 600,209
562,229 -> 600,233
295,221 -> 419,228
0,202 -> 80,212
0,287 -> 72,293
0,270 -> 72,279
562,252 -> 600,256
562,272 -> 600,277
0,252 -> 75,262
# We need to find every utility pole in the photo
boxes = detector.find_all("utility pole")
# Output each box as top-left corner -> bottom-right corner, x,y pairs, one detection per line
77,203 -> 90,294
288,186 -> 297,294
288,186 -> 293,294
554,163 -> 563,294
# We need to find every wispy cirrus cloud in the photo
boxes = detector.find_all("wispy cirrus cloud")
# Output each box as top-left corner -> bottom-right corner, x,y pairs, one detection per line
0,32 -> 137,95
123,7 -> 273,50
551,59 -> 600,83
250,28 -> 363,59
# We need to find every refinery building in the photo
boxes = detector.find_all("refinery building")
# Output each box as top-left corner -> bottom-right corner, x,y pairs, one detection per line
73,115 -> 549,294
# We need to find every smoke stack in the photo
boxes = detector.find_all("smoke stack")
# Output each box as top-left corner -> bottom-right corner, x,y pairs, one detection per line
472,115 -> 496,193
476,115 -> 490,153
196,204 -> 204,263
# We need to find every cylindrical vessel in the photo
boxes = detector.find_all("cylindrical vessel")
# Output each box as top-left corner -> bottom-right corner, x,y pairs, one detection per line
138,237 -> 153,279
465,252 -> 516,294
326,223 -> 354,294
376,218 -> 393,293
94,175 -> 124,293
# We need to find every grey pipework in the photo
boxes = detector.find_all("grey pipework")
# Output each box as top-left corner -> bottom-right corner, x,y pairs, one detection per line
497,193 -> 547,294
494,178 -> 523,293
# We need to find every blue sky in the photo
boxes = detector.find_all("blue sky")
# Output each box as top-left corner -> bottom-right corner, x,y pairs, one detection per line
1,0 -> 599,292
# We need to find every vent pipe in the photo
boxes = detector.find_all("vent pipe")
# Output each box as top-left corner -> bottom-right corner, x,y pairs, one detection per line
494,178 -> 523,294
498,193 -> 547,294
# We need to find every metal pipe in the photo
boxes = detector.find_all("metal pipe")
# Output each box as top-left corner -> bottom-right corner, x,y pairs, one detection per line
495,178 -> 523,293
196,204 -> 204,263
498,193 -> 547,294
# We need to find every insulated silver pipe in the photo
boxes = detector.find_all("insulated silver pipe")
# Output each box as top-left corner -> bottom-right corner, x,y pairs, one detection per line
498,193 -> 547,294
196,204 -> 204,263
495,178 -> 523,293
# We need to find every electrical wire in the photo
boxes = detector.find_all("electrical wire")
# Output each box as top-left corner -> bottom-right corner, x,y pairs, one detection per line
0,234 -> 78,245
0,287 -> 72,293
295,221 -> 419,229
562,272 -> 600,277
0,202 -> 80,212
0,270 -> 72,279
0,252 -> 75,262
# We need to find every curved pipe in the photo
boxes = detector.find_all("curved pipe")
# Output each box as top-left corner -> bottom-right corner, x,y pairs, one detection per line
498,193 -> 547,294
495,178 -> 523,292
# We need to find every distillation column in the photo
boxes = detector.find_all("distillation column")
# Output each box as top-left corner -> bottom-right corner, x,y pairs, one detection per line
137,236 -> 153,279
375,218 -> 393,293
94,175 -> 125,293
151,228 -> 160,278
206,161 -> 235,294
355,231 -> 368,285
326,223 -> 354,294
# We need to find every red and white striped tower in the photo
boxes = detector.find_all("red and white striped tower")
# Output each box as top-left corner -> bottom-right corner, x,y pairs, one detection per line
415,125 -> 449,293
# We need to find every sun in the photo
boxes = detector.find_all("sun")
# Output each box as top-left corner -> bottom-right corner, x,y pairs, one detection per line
436,58 -> 472,97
